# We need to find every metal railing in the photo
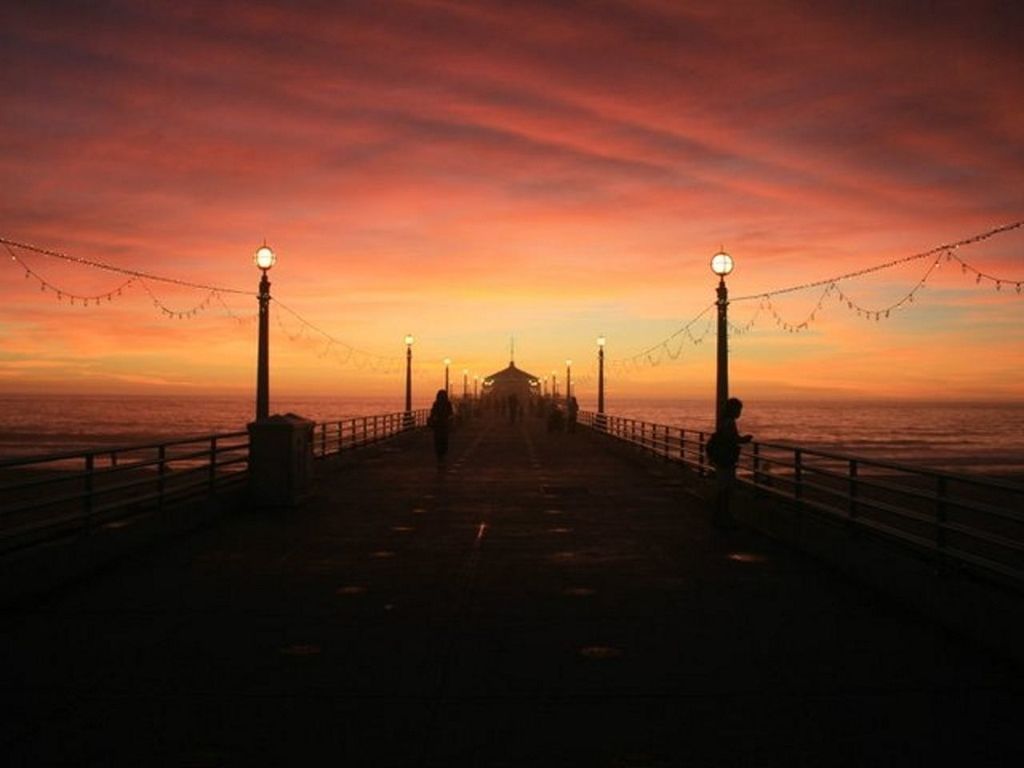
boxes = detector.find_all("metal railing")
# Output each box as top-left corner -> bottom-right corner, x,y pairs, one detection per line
581,411 -> 1024,589
0,410 -> 429,555
312,410 -> 428,458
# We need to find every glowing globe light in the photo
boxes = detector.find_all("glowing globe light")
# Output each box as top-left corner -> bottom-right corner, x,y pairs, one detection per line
710,250 -> 733,276
254,244 -> 276,271
597,335 -> 606,348
404,334 -> 414,346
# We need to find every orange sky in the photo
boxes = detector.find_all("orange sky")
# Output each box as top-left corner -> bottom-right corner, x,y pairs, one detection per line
1,0 -> 1023,406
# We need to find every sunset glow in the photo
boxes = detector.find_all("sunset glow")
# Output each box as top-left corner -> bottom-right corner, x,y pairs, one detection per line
2,1 -> 1022,404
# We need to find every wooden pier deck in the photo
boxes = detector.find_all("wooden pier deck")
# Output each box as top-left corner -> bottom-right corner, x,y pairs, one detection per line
4,416 -> 1022,766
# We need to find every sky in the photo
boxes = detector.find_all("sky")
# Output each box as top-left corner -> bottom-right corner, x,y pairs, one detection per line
1,0 -> 1023,405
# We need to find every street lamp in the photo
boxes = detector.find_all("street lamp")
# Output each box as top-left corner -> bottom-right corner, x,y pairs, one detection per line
462,368 -> 468,399
551,371 -> 557,399
444,357 -> 451,394
404,334 -> 414,425
711,248 -> 734,430
473,375 -> 479,399
254,243 -> 276,421
565,359 -> 572,402
597,335 -> 606,424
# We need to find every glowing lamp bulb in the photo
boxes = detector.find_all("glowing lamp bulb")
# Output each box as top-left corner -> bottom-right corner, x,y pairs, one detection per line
404,334 -> 414,346
710,250 -> 733,276
597,335 -> 606,348
254,244 -> 276,271
444,358 -> 451,366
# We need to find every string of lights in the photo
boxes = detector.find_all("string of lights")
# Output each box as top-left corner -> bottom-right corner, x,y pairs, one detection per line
6,243 -> 136,305
730,220 -> 1022,304
618,220 -> 1022,363
608,303 -> 716,370
274,298 -> 406,373
0,236 -> 254,295
4,220 -> 1021,378
137,279 -> 221,320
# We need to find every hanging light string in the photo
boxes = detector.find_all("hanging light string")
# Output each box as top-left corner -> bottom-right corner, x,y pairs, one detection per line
274,298 -> 405,373
214,291 -> 258,325
617,220 -> 1022,361
729,219 -> 1022,304
759,282 -> 837,333
0,236 -> 254,295
6,243 -> 136,305
608,302 -> 716,370
2,236 -> 410,367
7,241 -> 261,322
743,233 -> 1023,332
136,278 -> 221,320
5,220 -> 1020,372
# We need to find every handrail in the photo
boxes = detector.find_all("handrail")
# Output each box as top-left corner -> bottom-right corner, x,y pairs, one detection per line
580,410 -> 1024,589
1,409 -> 430,555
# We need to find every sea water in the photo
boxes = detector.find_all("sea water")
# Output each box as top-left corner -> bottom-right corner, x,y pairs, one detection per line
1,394 -> 1022,477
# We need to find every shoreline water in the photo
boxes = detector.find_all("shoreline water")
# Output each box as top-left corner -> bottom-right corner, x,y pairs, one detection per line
1,393 -> 1023,478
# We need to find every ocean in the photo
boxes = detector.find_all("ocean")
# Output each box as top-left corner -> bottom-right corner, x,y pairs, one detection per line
1,394 -> 1022,477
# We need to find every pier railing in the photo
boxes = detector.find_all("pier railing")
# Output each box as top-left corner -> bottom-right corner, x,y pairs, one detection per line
581,411 -> 1024,590
0,410 -> 428,555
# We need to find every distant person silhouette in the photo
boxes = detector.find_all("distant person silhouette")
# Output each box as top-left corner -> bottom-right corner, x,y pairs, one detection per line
428,389 -> 454,466
713,397 -> 752,527
508,393 -> 520,424
566,396 -> 579,433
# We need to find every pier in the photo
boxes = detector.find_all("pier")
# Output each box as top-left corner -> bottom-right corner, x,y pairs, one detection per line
3,414 -> 1022,766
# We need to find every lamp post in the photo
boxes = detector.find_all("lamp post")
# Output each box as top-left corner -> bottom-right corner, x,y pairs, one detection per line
462,368 -> 468,399
473,375 -> 479,399
404,334 -> 414,424
551,371 -> 557,399
711,249 -> 734,431
597,336 -> 606,414
254,243 -> 275,421
444,357 -> 451,394
565,360 -> 572,403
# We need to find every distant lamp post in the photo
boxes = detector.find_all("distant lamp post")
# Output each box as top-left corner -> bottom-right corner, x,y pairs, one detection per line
444,357 -> 451,394
597,335 -> 606,427
462,368 -> 469,399
711,248 -> 734,430
404,334 -> 414,425
254,243 -> 276,421
551,371 -> 557,399
474,375 -> 479,399
565,359 -> 572,402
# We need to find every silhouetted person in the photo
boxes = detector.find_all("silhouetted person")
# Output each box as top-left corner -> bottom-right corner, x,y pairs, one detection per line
712,397 -> 752,527
566,396 -> 579,433
508,393 -> 520,423
428,389 -> 454,466
547,405 -> 564,432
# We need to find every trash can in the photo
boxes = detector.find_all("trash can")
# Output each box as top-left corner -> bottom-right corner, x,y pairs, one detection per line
247,413 -> 315,507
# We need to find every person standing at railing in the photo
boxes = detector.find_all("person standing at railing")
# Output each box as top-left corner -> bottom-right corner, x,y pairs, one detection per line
428,389 -> 455,468
711,397 -> 753,527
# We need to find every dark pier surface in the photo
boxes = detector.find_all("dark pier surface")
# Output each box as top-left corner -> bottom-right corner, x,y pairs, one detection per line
4,418 -> 1022,766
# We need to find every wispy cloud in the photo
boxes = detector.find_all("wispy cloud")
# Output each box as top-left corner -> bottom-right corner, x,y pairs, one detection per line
1,0 -> 1021,397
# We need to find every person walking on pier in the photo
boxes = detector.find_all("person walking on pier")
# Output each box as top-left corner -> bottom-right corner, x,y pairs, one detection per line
711,397 -> 752,527
566,395 -> 579,433
428,389 -> 454,467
